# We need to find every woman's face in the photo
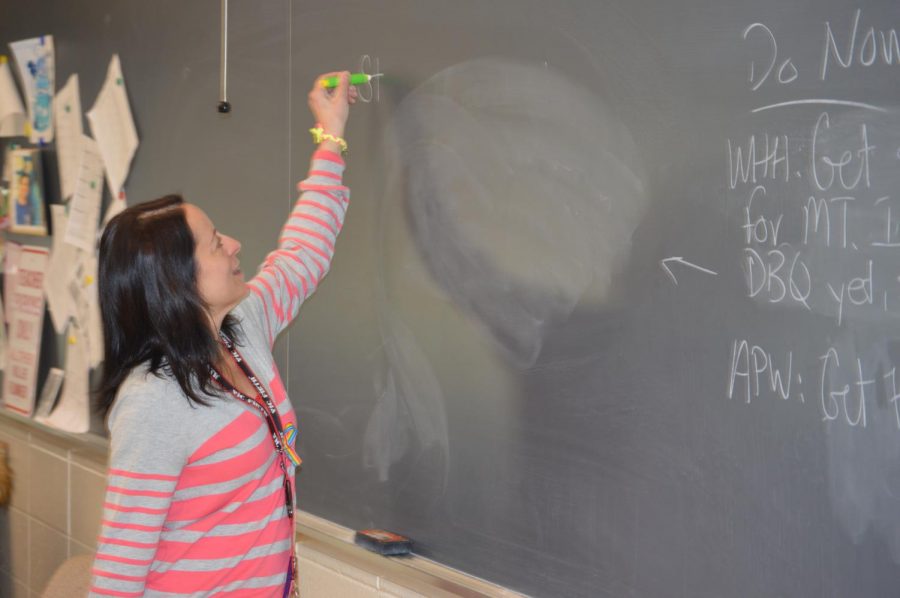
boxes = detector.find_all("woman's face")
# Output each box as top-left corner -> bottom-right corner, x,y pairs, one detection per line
183,203 -> 247,324
17,178 -> 28,203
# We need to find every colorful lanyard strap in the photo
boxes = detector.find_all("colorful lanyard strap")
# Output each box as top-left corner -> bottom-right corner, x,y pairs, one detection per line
209,332 -> 301,517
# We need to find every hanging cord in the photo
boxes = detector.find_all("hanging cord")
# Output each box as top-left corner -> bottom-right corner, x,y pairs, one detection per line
217,0 -> 231,113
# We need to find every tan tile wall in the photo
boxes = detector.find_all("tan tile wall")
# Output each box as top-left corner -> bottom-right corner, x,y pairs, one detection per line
0,413 -> 519,598
0,414 -> 107,598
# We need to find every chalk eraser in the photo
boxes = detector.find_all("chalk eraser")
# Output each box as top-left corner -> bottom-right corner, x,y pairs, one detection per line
354,529 -> 412,556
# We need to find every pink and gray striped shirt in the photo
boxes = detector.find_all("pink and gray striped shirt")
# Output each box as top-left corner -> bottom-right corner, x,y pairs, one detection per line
89,150 -> 349,597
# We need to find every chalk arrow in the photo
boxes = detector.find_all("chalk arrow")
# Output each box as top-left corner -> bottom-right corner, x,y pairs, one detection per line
660,257 -> 718,286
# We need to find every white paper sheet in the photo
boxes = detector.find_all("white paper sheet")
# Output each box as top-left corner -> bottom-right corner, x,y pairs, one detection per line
54,74 -> 83,200
33,367 -> 63,420
2,245 -> 49,416
0,57 -> 26,137
87,296 -> 103,368
65,135 -> 104,252
43,325 -> 89,433
8,36 -> 54,144
3,241 -> 21,323
75,254 -> 103,369
86,55 -> 138,196
44,205 -> 79,334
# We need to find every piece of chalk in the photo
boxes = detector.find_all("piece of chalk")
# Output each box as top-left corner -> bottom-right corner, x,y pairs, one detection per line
354,529 -> 412,556
321,73 -> 372,88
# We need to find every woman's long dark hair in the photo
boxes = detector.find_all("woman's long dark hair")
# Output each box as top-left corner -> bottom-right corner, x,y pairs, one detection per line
96,194 -> 240,417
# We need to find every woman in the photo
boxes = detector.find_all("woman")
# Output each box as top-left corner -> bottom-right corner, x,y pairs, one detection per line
88,72 -> 355,597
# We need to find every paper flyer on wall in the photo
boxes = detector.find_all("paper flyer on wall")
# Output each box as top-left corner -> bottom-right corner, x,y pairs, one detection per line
86,257 -> 103,368
54,73 -> 83,200
44,205 -> 79,334
8,36 -> 54,144
33,367 -> 63,420
73,253 -> 103,369
86,272 -> 102,368
64,135 -> 103,251
41,325 -> 89,433
2,245 -> 49,416
86,54 -> 138,197
0,56 -> 26,137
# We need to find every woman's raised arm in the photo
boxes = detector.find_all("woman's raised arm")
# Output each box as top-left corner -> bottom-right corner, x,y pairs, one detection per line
245,72 -> 356,345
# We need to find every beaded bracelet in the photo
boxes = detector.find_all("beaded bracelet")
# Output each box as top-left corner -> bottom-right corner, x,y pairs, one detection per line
309,124 -> 348,154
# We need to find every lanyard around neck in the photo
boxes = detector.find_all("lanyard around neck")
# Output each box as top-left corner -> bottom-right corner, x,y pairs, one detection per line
209,332 -> 301,467
209,332 -> 299,517
213,333 -> 285,432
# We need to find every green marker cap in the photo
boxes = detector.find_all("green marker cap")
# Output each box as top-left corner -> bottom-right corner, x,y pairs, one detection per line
321,73 -> 372,88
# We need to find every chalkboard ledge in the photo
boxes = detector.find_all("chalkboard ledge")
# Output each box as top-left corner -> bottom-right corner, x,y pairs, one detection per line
0,406 -> 519,595
295,511 -> 523,597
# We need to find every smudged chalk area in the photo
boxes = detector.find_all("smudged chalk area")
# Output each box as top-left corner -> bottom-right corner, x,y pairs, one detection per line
385,57 -> 649,368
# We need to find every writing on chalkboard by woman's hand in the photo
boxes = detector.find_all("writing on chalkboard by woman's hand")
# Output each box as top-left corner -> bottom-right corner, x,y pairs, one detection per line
309,71 -> 356,140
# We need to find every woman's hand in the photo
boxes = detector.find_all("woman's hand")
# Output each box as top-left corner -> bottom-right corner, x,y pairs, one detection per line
308,71 -> 357,141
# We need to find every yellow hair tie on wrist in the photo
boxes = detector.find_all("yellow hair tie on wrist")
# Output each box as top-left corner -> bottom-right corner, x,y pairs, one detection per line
309,125 -> 348,154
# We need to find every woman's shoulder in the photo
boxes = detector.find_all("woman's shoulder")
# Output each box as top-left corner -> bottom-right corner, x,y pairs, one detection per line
108,365 -> 220,430
225,307 -> 277,371
105,364 -> 252,462
117,363 -> 180,397
231,291 -> 271,347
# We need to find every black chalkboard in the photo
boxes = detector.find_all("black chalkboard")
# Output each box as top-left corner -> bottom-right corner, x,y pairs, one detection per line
4,1 -> 900,596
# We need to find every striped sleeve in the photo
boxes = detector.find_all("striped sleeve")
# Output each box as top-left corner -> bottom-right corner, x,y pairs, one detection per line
246,149 -> 349,345
89,392 -> 188,597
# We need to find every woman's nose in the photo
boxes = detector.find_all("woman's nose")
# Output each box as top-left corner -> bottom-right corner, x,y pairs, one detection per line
225,235 -> 241,255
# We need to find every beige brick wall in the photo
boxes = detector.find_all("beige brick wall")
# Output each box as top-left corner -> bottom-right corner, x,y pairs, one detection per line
0,413 -> 519,598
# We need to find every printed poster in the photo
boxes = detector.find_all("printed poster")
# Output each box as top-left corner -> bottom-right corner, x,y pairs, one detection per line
3,245 -> 49,415
7,148 -> 47,235
8,36 -> 54,144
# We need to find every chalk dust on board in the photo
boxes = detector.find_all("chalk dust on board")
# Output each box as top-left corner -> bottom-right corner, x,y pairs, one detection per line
362,309 -> 449,493
383,58 -> 648,367
825,329 -> 900,563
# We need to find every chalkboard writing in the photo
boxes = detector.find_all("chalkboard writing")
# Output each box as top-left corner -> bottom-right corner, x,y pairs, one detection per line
2,1 -> 899,596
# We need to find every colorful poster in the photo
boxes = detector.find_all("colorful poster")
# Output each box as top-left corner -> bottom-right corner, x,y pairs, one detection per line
2,245 -> 49,416
0,146 -> 14,229
8,36 -> 54,145
7,148 -> 47,235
